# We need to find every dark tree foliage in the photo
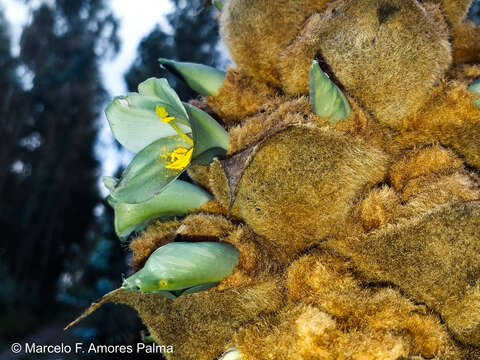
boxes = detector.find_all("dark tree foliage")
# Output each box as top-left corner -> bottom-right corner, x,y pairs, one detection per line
470,0 -> 480,23
125,0 -> 223,100
0,0 -> 119,342
58,196 -> 157,359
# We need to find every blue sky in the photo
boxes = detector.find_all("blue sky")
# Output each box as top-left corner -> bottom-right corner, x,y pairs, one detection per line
2,0 -> 175,194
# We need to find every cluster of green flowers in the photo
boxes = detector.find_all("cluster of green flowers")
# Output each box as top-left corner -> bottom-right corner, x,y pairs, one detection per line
101,54 -> 243,303
104,76 -> 228,241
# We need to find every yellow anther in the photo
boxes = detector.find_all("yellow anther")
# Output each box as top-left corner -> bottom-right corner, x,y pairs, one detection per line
156,105 -> 169,119
164,147 -> 193,170
162,116 -> 175,123
155,105 -> 194,146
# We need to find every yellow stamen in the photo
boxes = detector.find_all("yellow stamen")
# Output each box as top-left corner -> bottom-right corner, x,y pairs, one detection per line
155,105 -> 194,146
156,106 -> 175,123
155,106 -> 169,119
164,147 -> 193,170
170,122 -> 194,146
162,116 -> 175,123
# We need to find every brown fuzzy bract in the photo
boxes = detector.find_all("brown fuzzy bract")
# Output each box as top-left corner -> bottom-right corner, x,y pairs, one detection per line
220,0 -> 331,86
329,201 -> 480,345
230,125 -> 389,259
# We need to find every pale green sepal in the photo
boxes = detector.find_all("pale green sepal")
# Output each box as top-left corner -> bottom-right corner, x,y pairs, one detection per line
184,102 -> 229,164
469,79 -> 480,108
110,136 -> 192,204
159,58 -> 226,97
212,0 -> 223,11
220,348 -> 242,360
105,96 -> 189,153
122,242 -> 239,294
113,180 -> 212,240
309,60 -> 351,124
122,92 -> 189,127
137,78 -> 189,121
106,195 -> 117,208
103,176 -> 119,192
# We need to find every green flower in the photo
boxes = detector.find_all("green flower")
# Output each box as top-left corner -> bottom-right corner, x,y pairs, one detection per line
107,180 -> 212,241
122,242 -> 239,298
104,78 -> 229,240
105,78 -> 229,205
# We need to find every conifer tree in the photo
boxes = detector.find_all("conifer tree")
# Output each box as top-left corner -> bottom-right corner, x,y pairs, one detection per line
125,0 -> 223,100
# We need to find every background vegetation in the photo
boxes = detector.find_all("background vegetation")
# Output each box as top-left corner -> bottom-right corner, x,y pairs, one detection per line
0,0 -> 220,358
0,0 -> 478,358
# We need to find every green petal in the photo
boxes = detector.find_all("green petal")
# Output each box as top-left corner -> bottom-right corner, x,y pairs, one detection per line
469,79 -> 480,108
103,176 -> 119,192
113,180 -> 212,240
122,242 -> 239,294
110,136 -> 192,204
309,60 -> 351,124
122,92 -> 189,127
105,95 -> 190,153
220,348 -> 242,360
159,58 -> 226,97
184,102 -> 229,164
138,78 -> 189,120
177,282 -> 219,296
212,0 -> 223,11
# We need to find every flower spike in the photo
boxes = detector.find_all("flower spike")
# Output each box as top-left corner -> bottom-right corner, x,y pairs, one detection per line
159,58 -> 225,97
309,60 -> 351,123
105,78 -> 190,153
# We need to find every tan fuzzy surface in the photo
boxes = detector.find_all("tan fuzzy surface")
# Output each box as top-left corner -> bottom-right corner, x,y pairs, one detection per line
129,220 -> 179,271
231,250 -> 459,360
437,0 -> 473,24
208,159 -> 232,210
219,0 -> 330,86
230,125 -> 389,259
175,213 -> 235,240
186,164 -> 210,190
70,281 -> 285,360
195,199 -> 230,217
206,68 -> 276,124
279,0 -> 451,127
399,81 -> 480,169
218,225 -> 282,288
452,22 -> 480,64
356,186 -> 401,231
448,64 -> 480,82
329,201 -> 480,346
389,146 -> 465,192
228,95 -> 388,156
